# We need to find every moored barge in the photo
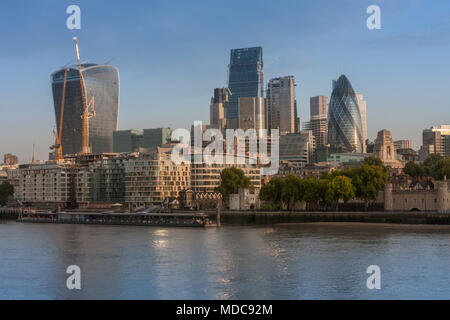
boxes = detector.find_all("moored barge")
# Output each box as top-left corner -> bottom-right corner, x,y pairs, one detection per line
17,211 -> 216,228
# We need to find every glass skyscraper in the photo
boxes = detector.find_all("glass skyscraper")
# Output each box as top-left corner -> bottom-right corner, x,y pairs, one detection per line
227,47 -> 263,129
51,64 -> 119,155
327,75 -> 364,153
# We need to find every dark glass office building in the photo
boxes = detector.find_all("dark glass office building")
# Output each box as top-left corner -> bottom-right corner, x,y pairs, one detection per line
327,75 -> 364,153
51,64 -> 119,155
227,47 -> 263,128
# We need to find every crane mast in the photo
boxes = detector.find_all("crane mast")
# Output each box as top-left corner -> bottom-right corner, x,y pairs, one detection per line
52,68 -> 69,161
73,37 -> 95,154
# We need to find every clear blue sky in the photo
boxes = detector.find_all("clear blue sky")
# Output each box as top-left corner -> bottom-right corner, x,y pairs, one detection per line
1,0 -> 449,162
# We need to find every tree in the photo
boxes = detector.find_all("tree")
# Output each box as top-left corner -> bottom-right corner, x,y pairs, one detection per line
0,181 -> 14,206
351,164 -> 389,210
216,167 -> 252,202
423,153 -> 443,169
403,155 -> 450,180
325,176 -> 355,211
423,154 -> 444,178
259,177 -> 284,204
302,177 -> 320,209
403,161 -> 424,178
433,158 -> 450,180
281,175 -> 305,210
317,178 -> 332,211
363,156 -> 385,167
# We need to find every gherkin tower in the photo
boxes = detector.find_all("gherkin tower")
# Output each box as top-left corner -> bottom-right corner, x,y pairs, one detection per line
327,75 -> 364,153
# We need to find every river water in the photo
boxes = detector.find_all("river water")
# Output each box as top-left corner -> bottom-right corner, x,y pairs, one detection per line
1,220 -> 450,299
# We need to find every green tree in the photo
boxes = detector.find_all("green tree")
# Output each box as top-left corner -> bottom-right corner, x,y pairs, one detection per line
351,164 -> 389,210
423,154 -> 444,178
0,181 -> 14,206
216,167 -> 252,202
433,158 -> 450,180
302,177 -> 321,209
363,156 -> 385,167
403,161 -> 424,178
423,153 -> 443,169
259,177 -> 285,204
325,176 -> 355,211
281,175 -> 306,210
403,155 -> 450,180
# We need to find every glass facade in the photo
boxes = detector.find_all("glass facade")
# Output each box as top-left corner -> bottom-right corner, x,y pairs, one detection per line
327,75 -> 364,153
113,129 -> 143,153
227,47 -> 263,127
51,64 -> 119,155
112,128 -> 172,153
142,128 -> 172,149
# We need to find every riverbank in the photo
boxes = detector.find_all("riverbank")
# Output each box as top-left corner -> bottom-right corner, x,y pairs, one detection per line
209,210 -> 450,226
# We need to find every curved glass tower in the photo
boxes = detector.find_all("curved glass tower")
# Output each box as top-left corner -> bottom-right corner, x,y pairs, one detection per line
327,75 -> 364,153
51,64 -> 119,155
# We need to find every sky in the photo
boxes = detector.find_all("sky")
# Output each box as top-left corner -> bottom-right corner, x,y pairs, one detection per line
1,0 -> 449,162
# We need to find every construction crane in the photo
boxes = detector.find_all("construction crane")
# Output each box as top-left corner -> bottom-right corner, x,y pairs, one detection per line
262,56 -> 280,92
50,68 -> 68,161
73,36 -> 96,154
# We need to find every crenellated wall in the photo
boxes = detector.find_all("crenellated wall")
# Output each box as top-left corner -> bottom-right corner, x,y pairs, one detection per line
384,179 -> 450,212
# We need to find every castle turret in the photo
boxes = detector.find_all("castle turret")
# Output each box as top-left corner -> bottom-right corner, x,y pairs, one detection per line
384,183 -> 393,211
437,176 -> 449,213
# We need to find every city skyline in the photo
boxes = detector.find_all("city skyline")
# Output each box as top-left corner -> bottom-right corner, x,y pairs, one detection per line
1,0 -> 450,161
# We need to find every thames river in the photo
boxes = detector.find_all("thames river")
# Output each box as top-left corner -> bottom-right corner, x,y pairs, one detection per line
1,220 -> 450,299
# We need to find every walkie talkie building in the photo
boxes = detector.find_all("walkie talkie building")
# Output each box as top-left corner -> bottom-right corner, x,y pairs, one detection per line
327,75 -> 364,153
51,64 -> 119,155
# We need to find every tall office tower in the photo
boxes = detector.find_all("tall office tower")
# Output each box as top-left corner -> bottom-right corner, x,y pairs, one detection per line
266,76 -> 296,134
210,88 -> 229,131
327,75 -> 364,153
420,125 -> 450,160
51,64 -> 120,155
356,93 -> 367,152
310,95 -> 328,118
304,96 -> 328,147
238,97 -> 265,132
227,47 -> 263,129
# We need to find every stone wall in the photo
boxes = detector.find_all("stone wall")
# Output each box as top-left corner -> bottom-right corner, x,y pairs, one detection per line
384,180 -> 450,212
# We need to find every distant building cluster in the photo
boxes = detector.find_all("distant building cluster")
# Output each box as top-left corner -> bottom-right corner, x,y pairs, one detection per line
5,146 -> 262,210
5,44 -> 450,211
202,50 -> 373,169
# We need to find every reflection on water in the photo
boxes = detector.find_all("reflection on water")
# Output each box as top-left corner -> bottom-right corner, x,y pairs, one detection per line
1,221 -> 450,299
